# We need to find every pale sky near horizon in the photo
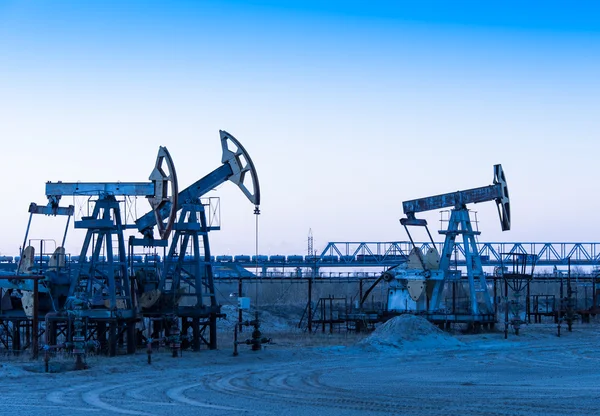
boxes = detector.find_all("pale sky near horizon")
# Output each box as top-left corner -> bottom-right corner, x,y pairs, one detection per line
1,1 -> 599,257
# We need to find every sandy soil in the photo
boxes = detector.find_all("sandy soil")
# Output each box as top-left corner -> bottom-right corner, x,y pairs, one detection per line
1,316 -> 599,416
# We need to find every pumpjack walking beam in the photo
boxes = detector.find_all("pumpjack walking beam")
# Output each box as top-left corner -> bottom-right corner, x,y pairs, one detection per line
402,164 -> 510,231
134,130 -> 260,239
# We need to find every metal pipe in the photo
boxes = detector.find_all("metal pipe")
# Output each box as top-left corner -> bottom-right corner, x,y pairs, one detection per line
329,296 -> 333,334
359,279 -> 363,305
321,299 -> 325,333
44,311 -> 61,372
32,279 -> 39,360
307,278 -> 312,333
39,240 -> 43,271
233,323 -> 239,356
20,212 -> 34,263
504,278 -> 509,339
44,311 -> 60,346
61,213 -> 71,248
526,279 -> 531,323
147,340 -> 152,364
238,279 -> 243,333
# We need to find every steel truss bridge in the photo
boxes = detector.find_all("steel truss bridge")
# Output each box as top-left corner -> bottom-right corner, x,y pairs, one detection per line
320,241 -> 600,266
3,242 -> 600,277
224,242 -> 600,270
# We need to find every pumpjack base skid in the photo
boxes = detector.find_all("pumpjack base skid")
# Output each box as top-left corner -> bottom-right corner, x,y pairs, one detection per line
142,312 -> 220,350
0,310 -> 31,319
74,309 -> 138,319
0,316 -> 42,353
141,308 -> 222,319
0,314 -> 139,356
425,313 -> 496,325
378,310 -> 496,324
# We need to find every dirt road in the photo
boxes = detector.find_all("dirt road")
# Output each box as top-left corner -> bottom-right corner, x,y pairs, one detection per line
1,323 -> 598,416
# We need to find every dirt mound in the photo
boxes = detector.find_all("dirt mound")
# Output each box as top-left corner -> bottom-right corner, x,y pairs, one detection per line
218,304 -> 300,334
359,314 -> 463,351
0,362 -> 31,378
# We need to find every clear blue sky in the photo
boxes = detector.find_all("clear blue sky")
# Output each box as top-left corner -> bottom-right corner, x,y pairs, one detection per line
1,1 -> 599,257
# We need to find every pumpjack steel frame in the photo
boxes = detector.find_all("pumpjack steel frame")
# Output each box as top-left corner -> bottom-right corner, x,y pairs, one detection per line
3,130 -> 260,356
132,131 -> 260,350
381,164 -> 511,326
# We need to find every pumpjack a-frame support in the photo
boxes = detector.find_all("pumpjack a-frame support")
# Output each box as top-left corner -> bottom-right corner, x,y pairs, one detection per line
158,201 -> 220,349
71,194 -> 133,316
436,208 -> 494,315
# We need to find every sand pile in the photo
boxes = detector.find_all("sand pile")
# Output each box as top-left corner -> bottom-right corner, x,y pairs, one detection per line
359,314 -> 463,351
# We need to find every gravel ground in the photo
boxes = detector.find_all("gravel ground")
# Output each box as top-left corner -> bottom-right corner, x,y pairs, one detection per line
1,319 -> 599,416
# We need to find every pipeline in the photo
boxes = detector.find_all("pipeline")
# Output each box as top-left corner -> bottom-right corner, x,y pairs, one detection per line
145,318 -> 192,364
42,300 -> 97,372
233,311 -> 271,356
43,311 -> 62,372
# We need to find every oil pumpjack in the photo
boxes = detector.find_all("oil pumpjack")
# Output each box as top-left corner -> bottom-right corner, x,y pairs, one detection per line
383,164 -> 510,327
5,130 -> 260,355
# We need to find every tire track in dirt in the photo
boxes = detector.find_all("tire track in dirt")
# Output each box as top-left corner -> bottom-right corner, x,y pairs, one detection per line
46,382 -> 102,404
5,325 -> 599,416
165,383 -> 251,412
200,362 -> 457,415
82,384 -> 156,416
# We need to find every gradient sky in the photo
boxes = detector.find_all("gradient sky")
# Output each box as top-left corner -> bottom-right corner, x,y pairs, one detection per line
1,1 -> 599,258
